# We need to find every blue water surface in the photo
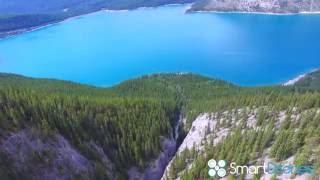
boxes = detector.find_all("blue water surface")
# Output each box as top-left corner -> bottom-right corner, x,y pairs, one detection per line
0,5 -> 320,87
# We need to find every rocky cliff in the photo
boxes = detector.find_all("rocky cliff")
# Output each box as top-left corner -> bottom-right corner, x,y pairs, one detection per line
162,107 -> 320,179
189,0 -> 320,13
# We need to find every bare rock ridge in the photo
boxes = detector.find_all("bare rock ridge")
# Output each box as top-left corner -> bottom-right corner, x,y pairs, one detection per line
162,107 -> 320,179
0,130 -> 115,180
189,0 -> 320,13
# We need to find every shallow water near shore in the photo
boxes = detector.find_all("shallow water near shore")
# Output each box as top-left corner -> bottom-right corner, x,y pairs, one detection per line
0,4 -> 320,86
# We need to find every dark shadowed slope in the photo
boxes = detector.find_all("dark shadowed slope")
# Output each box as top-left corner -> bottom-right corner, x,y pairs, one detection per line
292,69 -> 320,90
0,0 -> 195,37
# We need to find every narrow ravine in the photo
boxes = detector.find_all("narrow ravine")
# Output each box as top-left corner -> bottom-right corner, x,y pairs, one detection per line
143,114 -> 184,180
127,113 -> 185,180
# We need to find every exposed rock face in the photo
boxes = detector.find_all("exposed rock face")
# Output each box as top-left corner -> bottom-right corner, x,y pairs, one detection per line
143,138 -> 177,180
161,107 -> 320,179
129,116 -> 183,180
161,112 -> 234,180
190,0 -> 320,13
128,138 -> 177,180
0,130 -> 114,180
0,130 -> 93,180
288,69 -> 320,89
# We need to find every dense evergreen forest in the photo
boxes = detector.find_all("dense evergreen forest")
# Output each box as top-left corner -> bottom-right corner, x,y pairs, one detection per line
159,71 -> 320,179
0,73 -> 180,179
165,96 -> 320,179
0,72 -> 319,179
0,0 -> 195,36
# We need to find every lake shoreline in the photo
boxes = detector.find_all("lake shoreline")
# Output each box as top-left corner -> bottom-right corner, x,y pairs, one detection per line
188,9 -> 320,16
0,10 -> 105,40
0,3 -> 189,40
2,3 -> 320,39
283,69 -> 319,86
1,5 -> 319,87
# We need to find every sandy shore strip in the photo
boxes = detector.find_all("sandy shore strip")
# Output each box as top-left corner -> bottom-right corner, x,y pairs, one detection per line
283,74 -> 307,86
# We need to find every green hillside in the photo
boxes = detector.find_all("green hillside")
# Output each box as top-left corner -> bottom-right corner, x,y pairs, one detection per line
294,69 -> 320,90
0,72 -> 319,179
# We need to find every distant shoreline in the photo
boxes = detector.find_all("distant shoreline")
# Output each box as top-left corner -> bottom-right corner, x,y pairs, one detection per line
188,9 -> 320,16
283,69 -> 319,86
283,74 -> 307,86
0,10 -> 107,40
0,4 -> 189,40
2,4 -> 320,39
0,9 -> 112,40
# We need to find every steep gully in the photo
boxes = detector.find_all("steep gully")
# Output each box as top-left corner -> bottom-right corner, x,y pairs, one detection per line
141,113 -> 184,180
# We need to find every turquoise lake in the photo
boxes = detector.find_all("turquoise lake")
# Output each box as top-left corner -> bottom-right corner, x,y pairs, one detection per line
0,4 -> 320,86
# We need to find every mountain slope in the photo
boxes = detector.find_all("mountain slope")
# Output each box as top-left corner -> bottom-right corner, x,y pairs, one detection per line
0,0 -> 195,14
0,0 -> 195,37
0,73 -> 180,179
292,69 -> 320,90
160,71 -> 320,180
189,0 -> 320,13
0,72 -> 319,179
163,105 -> 320,179
0,0 -> 90,14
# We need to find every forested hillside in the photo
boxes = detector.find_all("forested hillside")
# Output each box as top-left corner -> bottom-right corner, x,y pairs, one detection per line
163,93 -> 320,179
160,71 -> 320,179
0,0 -> 195,37
0,72 -> 319,179
294,69 -> 320,90
0,73 -> 180,179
